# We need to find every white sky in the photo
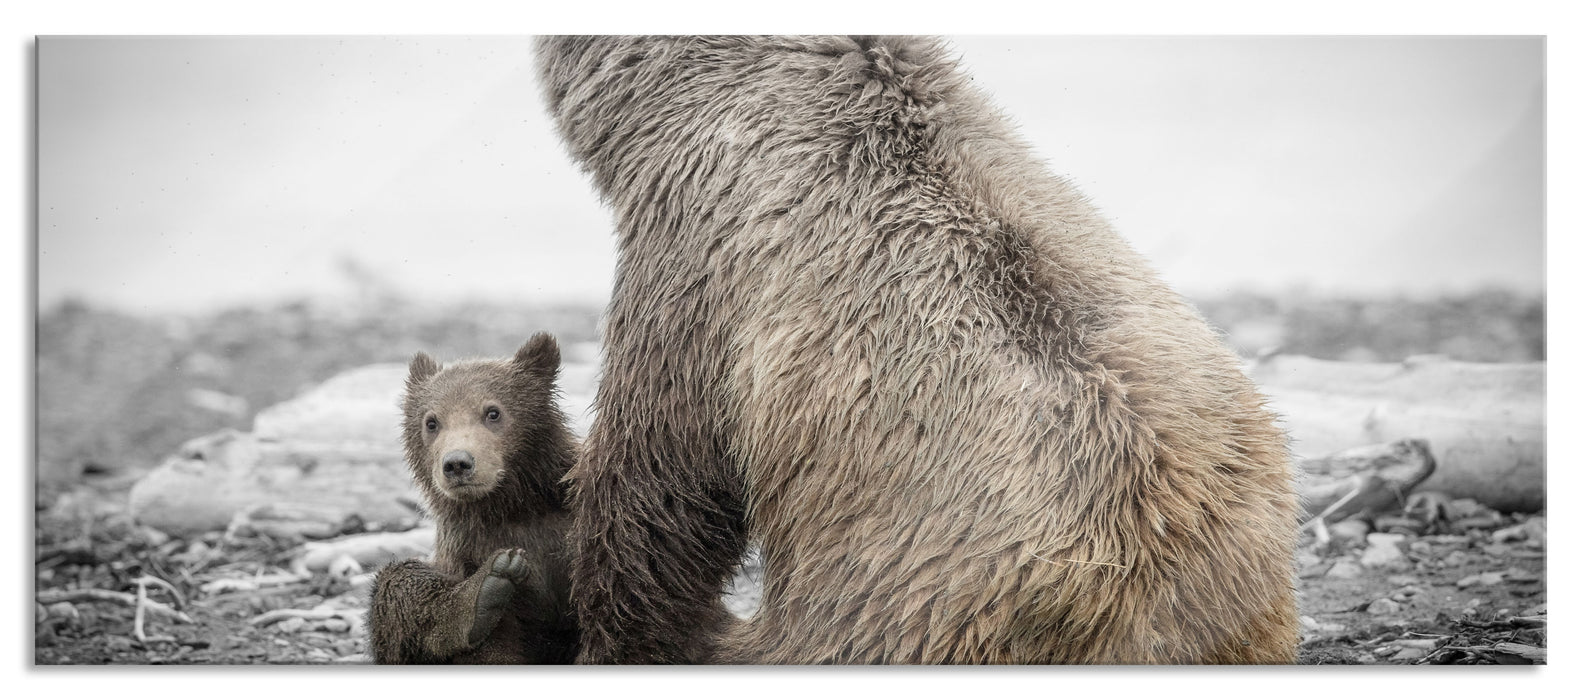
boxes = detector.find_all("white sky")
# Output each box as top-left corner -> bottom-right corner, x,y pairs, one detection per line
38,35 -> 1543,314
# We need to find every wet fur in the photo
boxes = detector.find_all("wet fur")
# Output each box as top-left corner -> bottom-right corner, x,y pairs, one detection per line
536,35 -> 1300,664
368,334 -> 579,664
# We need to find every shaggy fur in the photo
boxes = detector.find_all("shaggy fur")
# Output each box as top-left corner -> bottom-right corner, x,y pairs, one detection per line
536,35 -> 1300,664
368,334 -> 579,664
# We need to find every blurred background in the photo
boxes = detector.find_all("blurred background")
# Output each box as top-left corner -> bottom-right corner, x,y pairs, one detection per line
36,35 -> 1544,486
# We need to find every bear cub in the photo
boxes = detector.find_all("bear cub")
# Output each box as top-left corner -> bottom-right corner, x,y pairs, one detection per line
369,333 -> 579,664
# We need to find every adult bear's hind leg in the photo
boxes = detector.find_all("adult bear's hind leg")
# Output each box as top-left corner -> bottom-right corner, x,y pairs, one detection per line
568,403 -> 749,664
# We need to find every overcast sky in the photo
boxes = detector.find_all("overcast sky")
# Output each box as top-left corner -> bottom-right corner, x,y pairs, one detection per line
37,35 -> 1544,315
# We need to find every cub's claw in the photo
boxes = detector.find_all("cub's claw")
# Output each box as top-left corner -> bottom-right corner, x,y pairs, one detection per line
468,548 -> 529,646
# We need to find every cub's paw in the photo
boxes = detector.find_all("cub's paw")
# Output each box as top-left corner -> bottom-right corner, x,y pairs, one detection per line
467,548 -> 530,646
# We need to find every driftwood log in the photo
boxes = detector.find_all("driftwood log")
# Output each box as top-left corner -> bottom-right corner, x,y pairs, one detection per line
126,354 -> 1542,538
1253,355 -> 1543,512
126,364 -> 420,537
1297,438 -> 1436,523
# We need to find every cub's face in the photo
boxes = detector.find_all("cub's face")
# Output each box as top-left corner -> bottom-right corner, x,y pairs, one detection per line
410,374 -> 515,502
402,333 -> 562,504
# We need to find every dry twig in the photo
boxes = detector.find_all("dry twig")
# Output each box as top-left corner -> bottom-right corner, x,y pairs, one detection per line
36,588 -> 193,624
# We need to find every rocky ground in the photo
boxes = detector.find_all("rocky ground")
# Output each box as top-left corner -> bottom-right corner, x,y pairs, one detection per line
33,469 -> 1546,665
32,295 -> 1547,665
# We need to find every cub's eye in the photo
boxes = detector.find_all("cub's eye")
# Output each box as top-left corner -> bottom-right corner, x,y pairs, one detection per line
424,417 -> 439,432
485,407 -> 501,422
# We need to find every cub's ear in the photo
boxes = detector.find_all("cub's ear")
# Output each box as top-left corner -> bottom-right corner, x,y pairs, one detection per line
513,332 -> 561,377
408,352 -> 439,385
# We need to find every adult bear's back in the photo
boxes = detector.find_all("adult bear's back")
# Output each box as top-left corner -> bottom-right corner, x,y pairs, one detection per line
536,35 -> 1301,664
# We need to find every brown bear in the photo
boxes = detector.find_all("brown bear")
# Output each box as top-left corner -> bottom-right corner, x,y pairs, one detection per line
367,333 -> 579,664
535,36 -> 1301,664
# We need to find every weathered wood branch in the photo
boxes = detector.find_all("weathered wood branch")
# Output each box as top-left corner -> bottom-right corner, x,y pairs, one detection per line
1253,355 -> 1543,512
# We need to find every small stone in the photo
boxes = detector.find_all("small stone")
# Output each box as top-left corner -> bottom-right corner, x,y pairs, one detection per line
306,648 -> 334,662
106,636 -> 134,652
1457,571 -> 1504,589
1482,543 -> 1513,557
1299,559 -> 1333,579
1386,574 -> 1420,586
316,618 -> 351,633
1390,586 -> 1424,602
1444,498 -> 1490,520
1367,598 -> 1402,615
328,554 -> 363,581
1326,559 -> 1363,579
1328,519 -> 1370,547
45,602 -> 80,626
1375,514 -> 1425,536
1408,541 -> 1433,555
277,617 -> 305,634
1520,516 -> 1546,547
1505,567 -> 1540,583
1392,646 -> 1430,662
1360,534 -> 1409,569
1443,550 -> 1469,567
1491,523 -> 1527,543
1454,514 -> 1504,533
35,603 -> 47,624
139,527 -> 171,547
1300,615 -> 1345,633
335,652 -> 372,664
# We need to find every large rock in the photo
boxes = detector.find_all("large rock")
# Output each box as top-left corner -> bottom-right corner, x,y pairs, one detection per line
129,357 -> 600,538
128,364 -> 415,537
1252,354 -> 1544,512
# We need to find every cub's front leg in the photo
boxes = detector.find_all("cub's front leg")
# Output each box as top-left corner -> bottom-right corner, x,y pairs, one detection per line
369,548 -> 532,664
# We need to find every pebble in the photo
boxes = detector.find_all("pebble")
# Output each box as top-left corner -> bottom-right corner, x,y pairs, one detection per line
328,554 -> 363,581
306,648 -> 334,663
1390,586 -> 1424,602
1505,567 -> 1541,583
1367,598 -> 1402,615
1444,498 -> 1490,521
316,618 -> 351,633
34,602 -> 46,624
1327,519 -> 1370,547
1299,559 -> 1333,579
1490,523 -> 1527,543
1520,516 -> 1547,547
107,636 -> 134,652
1482,543 -> 1514,557
1454,514 -> 1504,533
1457,571 -> 1504,589
277,617 -> 305,634
46,602 -> 80,622
139,527 -> 171,547
1392,646 -> 1431,662
1360,533 -> 1409,569
1374,515 -> 1425,536
1442,550 -> 1469,567
1326,559 -> 1363,580
1386,574 -> 1421,586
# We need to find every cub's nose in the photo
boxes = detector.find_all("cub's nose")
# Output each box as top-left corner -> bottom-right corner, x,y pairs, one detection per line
442,450 -> 475,481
